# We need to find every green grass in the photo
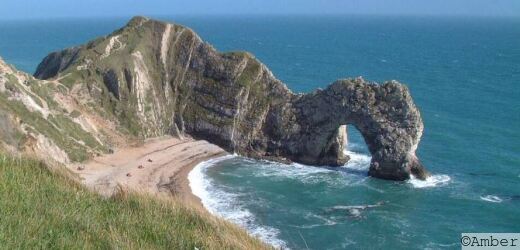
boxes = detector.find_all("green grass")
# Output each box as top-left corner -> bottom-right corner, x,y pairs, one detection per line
0,155 -> 269,249
29,80 -> 60,109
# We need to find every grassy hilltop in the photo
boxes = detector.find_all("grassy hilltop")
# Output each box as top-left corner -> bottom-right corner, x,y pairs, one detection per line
0,154 -> 269,249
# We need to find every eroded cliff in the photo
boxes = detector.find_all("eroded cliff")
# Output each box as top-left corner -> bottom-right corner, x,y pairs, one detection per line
0,56 -> 128,165
28,16 -> 428,180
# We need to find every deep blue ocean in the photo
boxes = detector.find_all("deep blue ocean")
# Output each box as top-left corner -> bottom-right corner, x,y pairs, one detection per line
1,16 -> 519,249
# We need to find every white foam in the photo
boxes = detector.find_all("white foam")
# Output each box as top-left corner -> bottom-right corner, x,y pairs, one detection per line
239,149 -> 371,186
188,155 -> 235,212
251,161 -> 331,180
408,174 -> 451,188
343,150 -> 371,171
188,155 -> 288,249
480,195 -> 503,203
242,156 -> 368,188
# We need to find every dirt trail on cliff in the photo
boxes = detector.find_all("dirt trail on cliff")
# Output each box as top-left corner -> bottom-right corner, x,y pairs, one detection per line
70,136 -> 226,205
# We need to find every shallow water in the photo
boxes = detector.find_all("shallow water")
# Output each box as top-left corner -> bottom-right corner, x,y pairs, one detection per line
1,15 -> 519,249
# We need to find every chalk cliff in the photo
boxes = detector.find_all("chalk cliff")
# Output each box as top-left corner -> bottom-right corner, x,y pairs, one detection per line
24,16 -> 428,180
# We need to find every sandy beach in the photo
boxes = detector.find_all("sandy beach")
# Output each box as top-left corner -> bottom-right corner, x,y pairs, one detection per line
70,136 -> 227,207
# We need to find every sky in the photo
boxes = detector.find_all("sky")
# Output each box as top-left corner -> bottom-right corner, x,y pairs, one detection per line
1,0 -> 519,20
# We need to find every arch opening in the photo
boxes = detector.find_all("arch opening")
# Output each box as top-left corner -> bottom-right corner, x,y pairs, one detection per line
341,125 -> 372,173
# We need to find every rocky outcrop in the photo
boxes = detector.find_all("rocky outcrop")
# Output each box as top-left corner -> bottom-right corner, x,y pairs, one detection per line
34,47 -> 81,80
32,16 -> 428,180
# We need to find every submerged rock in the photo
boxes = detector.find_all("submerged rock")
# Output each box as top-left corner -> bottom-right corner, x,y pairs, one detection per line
33,16 -> 429,180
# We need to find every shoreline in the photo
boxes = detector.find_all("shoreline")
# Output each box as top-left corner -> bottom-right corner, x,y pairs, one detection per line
172,150 -> 228,209
70,136 -> 226,210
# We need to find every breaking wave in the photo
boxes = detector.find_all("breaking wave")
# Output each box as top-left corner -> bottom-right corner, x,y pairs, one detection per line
343,149 -> 371,171
188,155 -> 288,249
408,174 -> 451,188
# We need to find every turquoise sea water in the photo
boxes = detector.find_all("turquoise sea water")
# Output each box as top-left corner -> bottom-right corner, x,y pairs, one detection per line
1,16 -> 519,249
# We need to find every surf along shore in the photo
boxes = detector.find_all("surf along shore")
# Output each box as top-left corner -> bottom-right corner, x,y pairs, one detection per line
70,136 -> 227,209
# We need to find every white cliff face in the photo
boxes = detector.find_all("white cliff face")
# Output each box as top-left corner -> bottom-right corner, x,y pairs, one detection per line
338,125 -> 348,149
160,24 -> 173,70
131,51 -> 152,121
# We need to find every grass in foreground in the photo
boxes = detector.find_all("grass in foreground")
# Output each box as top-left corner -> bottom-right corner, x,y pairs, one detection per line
0,155 -> 269,249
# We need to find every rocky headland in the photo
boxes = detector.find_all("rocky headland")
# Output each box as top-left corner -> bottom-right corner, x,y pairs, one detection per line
1,16 -> 428,181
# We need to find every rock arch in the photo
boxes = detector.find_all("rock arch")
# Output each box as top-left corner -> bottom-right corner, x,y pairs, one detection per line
281,78 -> 429,180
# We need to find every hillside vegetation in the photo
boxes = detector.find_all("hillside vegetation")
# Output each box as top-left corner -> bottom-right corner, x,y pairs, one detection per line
0,154 -> 269,249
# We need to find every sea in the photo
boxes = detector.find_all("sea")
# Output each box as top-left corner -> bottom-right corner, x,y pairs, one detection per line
1,15 -> 519,249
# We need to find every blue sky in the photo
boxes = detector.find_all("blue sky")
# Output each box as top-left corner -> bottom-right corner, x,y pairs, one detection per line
1,0 -> 519,19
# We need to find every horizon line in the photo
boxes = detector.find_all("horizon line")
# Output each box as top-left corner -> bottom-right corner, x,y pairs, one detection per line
1,13 -> 520,21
